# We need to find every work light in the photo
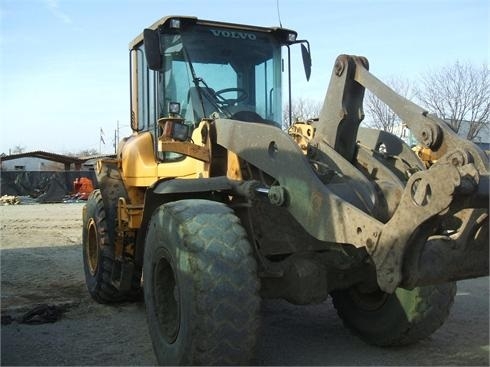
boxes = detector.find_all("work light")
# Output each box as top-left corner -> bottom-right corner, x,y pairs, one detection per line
168,102 -> 181,115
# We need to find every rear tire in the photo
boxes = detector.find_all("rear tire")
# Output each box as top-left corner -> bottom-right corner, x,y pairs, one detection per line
331,282 -> 456,346
143,199 -> 260,365
82,189 -> 141,303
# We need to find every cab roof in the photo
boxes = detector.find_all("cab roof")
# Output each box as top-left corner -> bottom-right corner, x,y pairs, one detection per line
129,15 -> 298,49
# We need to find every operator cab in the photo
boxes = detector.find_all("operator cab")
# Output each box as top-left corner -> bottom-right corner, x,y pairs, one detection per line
130,16 -> 310,134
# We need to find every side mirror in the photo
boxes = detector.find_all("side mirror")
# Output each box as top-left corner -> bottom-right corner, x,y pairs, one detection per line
301,43 -> 312,81
143,29 -> 162,70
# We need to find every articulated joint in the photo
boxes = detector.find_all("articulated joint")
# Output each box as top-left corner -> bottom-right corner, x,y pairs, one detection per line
420,123 -> 442,150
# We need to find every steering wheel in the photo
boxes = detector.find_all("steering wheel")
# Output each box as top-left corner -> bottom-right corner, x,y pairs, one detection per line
214,88 -> 248,106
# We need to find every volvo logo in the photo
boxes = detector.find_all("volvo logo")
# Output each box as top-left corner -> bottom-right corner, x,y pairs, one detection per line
210,29 -> 257,40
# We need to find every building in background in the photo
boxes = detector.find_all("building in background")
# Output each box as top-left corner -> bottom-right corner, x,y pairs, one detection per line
0,151 -> 85,171
0,151 -> 98,202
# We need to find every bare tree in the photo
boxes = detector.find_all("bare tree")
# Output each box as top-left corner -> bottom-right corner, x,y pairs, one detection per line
11,145 -> 26,154
363,77 -> 412,138
416,61 -> 490,141
283,98 -> 322,128
73,148 -> 100,157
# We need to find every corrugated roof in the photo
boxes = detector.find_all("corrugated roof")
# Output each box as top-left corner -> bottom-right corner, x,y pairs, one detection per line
1,151 -> 86,164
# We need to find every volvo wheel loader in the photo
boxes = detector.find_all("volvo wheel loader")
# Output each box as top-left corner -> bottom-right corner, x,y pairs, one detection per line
82,16 -> 489,365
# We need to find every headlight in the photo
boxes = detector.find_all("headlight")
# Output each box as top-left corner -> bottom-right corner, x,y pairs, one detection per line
287,32 -> 297,42
169,19 -> 181,29
168,102 -> 181,115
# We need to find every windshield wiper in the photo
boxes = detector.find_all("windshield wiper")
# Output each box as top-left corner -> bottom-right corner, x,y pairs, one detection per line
181,44 -> 230,118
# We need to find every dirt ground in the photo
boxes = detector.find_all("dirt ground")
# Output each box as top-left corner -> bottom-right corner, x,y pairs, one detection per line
1,203 -> 489,366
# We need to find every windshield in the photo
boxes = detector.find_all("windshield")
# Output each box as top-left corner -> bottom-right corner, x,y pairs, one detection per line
158,24 -> 283,126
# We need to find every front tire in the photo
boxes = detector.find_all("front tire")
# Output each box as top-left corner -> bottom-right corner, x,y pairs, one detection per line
331,282 -> 456,346
143,199 -> 260,365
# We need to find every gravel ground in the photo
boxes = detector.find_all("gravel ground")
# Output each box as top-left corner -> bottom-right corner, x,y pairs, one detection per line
1,203 -> 489,365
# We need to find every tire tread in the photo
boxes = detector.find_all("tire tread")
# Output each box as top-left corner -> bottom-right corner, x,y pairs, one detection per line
144,200 -> 260,365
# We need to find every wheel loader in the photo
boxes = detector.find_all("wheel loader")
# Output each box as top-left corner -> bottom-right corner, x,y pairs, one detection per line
82,16 -> 489,365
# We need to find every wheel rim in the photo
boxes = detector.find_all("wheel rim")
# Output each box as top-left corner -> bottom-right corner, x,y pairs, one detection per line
86,218 -> 99,276
153,254 -> 180,343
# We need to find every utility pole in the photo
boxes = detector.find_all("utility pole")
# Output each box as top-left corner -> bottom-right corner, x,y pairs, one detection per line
100,128 -> 105,154
114,120 -> 120,154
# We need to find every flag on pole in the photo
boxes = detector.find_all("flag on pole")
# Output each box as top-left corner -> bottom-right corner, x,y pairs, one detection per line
100,128 -> 105,144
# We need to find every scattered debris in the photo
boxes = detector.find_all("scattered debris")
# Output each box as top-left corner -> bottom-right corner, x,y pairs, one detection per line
62,196 -> 89,203
0,195 -> 20,205
72,177 -> 94,200
20,304 -> 69,325
1,314 -> 14,325
1,171 -> 97,203
36,173 -> 71,203
17,196 -> 39,205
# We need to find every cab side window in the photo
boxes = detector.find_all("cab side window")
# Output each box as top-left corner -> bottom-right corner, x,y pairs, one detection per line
135,45 -> 157,131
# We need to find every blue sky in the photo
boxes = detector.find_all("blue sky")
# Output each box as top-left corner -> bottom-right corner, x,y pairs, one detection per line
0,0 -> 488,154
